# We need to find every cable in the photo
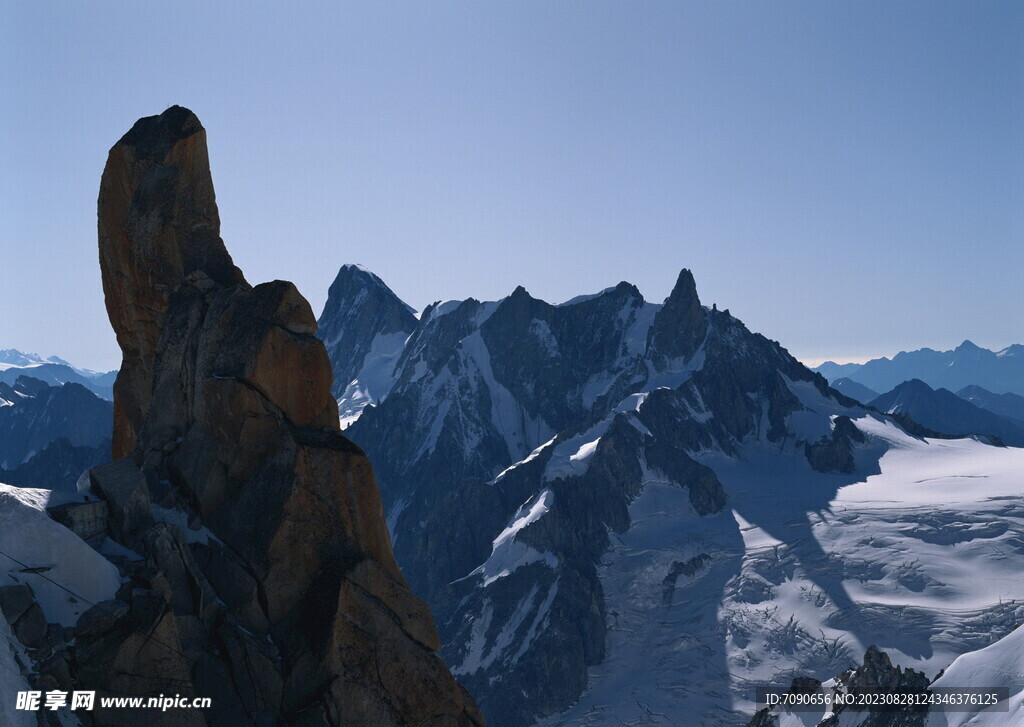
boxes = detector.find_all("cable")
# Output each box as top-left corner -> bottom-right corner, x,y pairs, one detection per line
0,546 -> 244,696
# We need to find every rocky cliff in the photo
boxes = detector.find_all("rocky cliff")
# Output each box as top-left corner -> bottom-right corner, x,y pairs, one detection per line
15,106 -> 482,726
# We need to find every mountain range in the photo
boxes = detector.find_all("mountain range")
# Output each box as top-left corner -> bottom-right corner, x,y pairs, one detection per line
0,349 -> 116,400
317,264 -> 1024,726
3,106 -> 1022,727
0,375 -> 112,471
868,379 -> 1024,447
814,341 -> 1024,396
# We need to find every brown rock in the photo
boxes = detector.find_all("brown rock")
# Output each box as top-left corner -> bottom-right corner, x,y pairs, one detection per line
94,106 -> 482,726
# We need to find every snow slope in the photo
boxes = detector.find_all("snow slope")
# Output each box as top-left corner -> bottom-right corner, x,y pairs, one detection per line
0,607 -> 33,727
0,484 -> 121,626
925,625 -> 1024,727
538,414 -> 1024,726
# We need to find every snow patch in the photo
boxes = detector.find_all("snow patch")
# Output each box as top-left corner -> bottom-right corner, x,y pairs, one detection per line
336,330 -> 409,428
0,485 -> 121,626
471,490 -> 557,586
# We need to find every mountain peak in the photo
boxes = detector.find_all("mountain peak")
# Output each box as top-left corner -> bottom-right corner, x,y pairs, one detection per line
318,265 -> 418,398
333,262 -> 383,284
100,104 -> 248,455
116,104 -> 203,161
896,378 -> 935,394
646,268 -> 707,364
665,268 -> 701,309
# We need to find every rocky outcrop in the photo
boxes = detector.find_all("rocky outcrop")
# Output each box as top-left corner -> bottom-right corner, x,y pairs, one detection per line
805,415 -> 865,473
747,647 -> 930,727
34,106 -> 484,726
646,268 -> 707,366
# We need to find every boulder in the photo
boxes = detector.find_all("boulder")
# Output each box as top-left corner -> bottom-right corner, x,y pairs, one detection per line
88,459 -> 152,544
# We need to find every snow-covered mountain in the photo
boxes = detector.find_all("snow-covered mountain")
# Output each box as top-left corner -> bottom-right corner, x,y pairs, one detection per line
0,349 -> 116,400
317,264 -> 419,427
0,376 -> 112,472
814,341 -> 1024,397
868,379 -> 1024,446
318,267 -> 1024,726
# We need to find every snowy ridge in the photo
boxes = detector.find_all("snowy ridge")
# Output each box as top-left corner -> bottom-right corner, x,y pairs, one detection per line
926,625 -> 1024,726
336,331 -> 409,428
327,266 -> 1024,727
538,419 -> 1024,726
471,490 -> 557,587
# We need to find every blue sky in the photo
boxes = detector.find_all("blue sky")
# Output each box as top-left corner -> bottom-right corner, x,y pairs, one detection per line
2,2 -> 1021,371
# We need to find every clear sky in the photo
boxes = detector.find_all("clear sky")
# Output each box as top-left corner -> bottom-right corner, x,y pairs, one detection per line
3,2 -> 1021,371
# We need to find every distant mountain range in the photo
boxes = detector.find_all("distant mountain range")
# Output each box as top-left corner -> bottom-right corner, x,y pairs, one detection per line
0,348 -> 116,399
829,377 -> 880,404
813,340 -> 1024,396
0,375 -> 112,473
868,379 -> 1024,447
957,384 -> 1024,425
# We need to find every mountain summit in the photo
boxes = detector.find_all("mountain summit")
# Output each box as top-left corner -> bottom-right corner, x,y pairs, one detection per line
21,106 -> 484,726
317,264 -> 418,426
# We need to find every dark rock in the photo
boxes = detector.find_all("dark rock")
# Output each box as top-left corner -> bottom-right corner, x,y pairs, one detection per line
47,499 -> 109,546
213,622 -> 284,725
13,602 -> 49,649
74,599 -> 130,639
0,584 -> 35,624
647,269 -> 708,367
84,106 -> 481,726
806,415 -> 864,473
662,553 -> 711,605
88,458 -> 152,544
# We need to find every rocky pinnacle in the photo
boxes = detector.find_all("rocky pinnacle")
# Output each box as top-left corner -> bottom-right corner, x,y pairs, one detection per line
93,106 -> 483,725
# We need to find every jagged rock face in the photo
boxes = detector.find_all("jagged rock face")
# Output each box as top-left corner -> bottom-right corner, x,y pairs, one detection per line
323,268 -> 846,726
646,268 -> 707,366
747,647 -> 930,727
805,415 -> 865,473
80,106 -> 481,726
98,105 -> 245,460
318,264 -> 418,399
